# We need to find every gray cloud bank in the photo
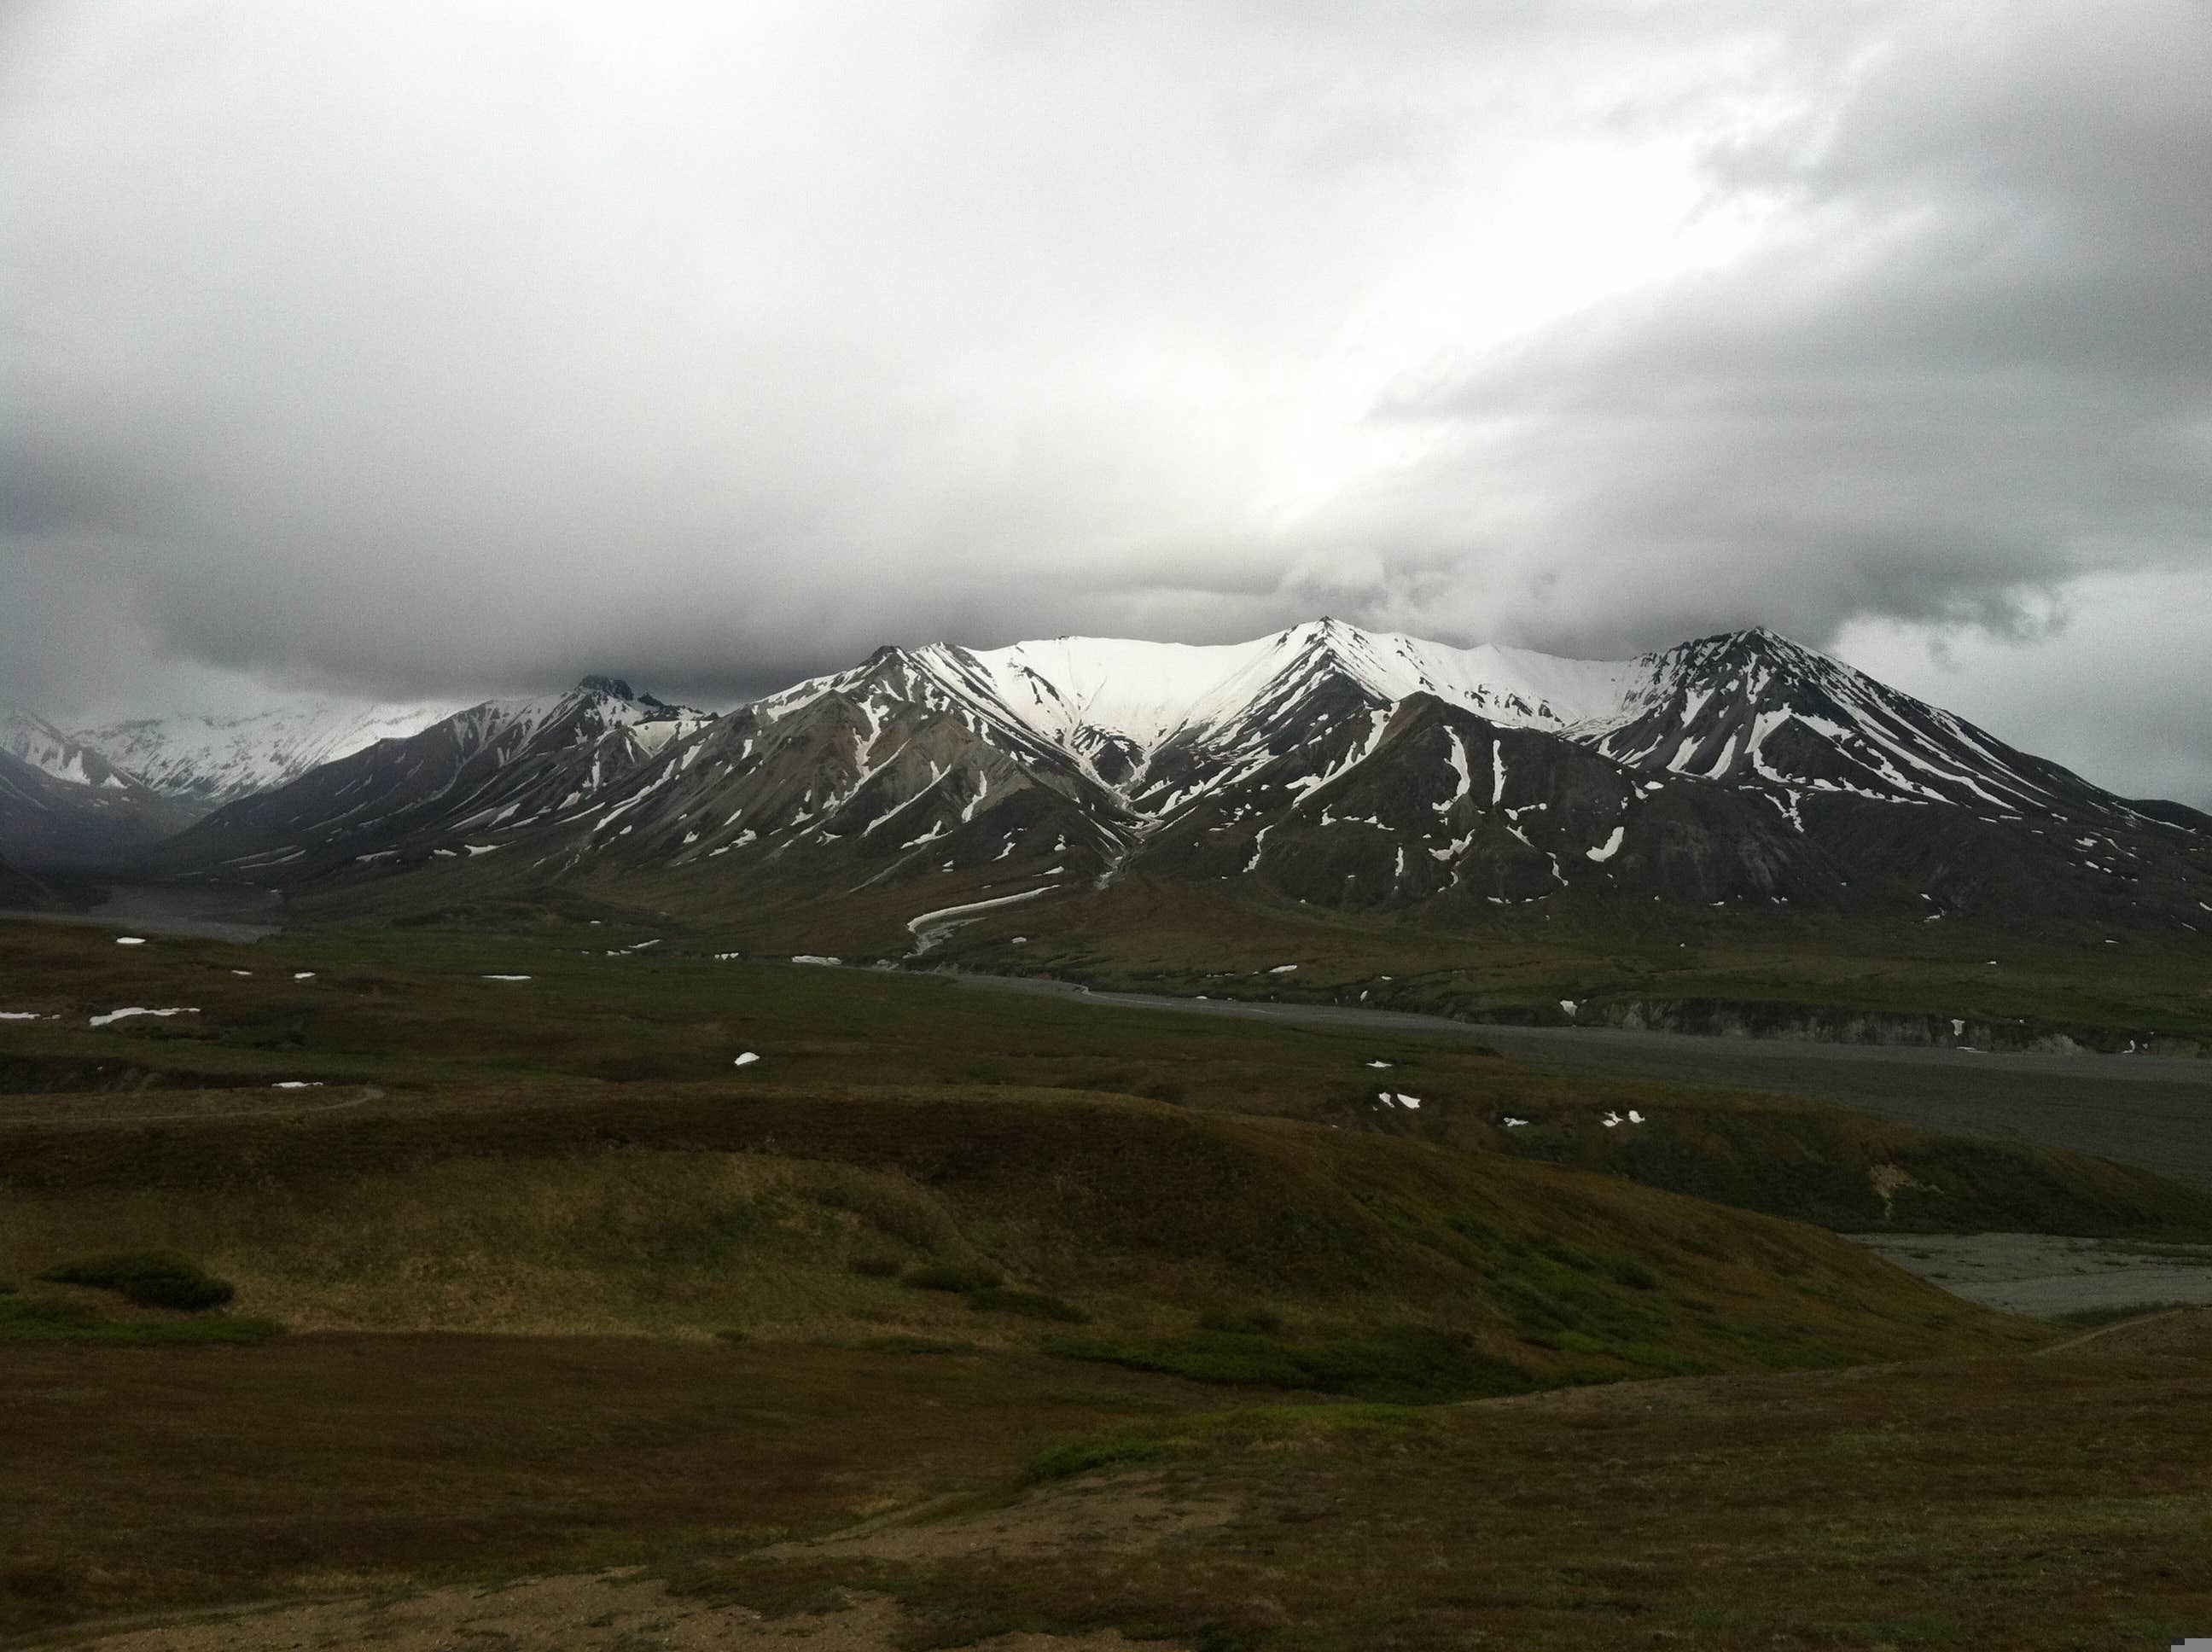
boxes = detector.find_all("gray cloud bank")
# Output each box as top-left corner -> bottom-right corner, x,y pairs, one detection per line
3,1 -> 2208,800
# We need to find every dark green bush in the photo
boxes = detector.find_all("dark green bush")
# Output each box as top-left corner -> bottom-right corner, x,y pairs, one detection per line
847,1254 -> 901,1278
1604,1256 -> 1660,1290
900,1262 -> 1003,1294
38,1249 -> 236,1312
968,1288 -> 1089,1323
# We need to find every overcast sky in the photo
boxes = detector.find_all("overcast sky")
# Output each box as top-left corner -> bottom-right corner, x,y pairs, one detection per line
3,1 -> 2208,801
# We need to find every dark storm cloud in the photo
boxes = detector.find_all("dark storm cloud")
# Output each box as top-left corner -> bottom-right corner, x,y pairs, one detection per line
2,2 -> 2207,799
1348,1 -> 2212,656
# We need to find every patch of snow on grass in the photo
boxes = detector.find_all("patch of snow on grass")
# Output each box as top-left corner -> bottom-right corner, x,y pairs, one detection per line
482,974 -> 533,981
1268,963 -> 1299,974
1394,1092 -> 1422,1109
792,955 -> 841,966
90,1006 -> 200,1028
1559,999 -> 1578,1016
732,1051 -> 760,1067
271,1081 -> 324,1090
1586,826 -> 1625,863
1502,1116 -> 1530,1128
115,936 -> 146,946
294,971 -> 317,980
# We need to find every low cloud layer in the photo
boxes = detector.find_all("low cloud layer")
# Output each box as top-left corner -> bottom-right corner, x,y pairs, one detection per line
3,2 -> 2208,800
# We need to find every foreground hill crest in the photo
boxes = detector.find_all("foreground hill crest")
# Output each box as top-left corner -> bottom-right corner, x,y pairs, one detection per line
128,620 -> 2212,945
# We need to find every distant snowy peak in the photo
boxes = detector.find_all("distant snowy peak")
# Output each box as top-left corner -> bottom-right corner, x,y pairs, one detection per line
82,679 -> 707,808
1595,629 -> 2142,822
765,620 -> 1637,777
76,700 -> 466,805
1,708 -> 149,793
140,674 -> 711,881
754,620 -> 2167,832
456,677 -> 707,754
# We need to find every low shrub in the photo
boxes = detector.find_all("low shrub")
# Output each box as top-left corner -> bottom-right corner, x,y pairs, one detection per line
1604,1256 -> 1660,1291
1023,1432 -> 1180,1482
968,1288 -> 1089,1323
1198,1306 -> 1284,1335
0,1294 -> 279,1347
39,1250 -> 236,1312
847,1254 -> 901,1278
1042,1325 -> 1534,1404
901,1262 -> 1003,1294
851,1334 -> 981,1355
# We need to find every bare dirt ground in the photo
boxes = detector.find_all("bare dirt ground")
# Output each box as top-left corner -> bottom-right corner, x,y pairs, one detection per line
1851,1230 -> 2212,1315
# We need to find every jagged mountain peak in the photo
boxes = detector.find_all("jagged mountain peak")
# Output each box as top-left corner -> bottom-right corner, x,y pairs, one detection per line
74,697 -> 467,806
129,615 -> 2209,945
1,707 -> 153,794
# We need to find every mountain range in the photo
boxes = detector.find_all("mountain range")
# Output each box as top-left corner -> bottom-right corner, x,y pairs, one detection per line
74,698 -> 468,806
0,709 -> 205,869
16,619 -> 2196,954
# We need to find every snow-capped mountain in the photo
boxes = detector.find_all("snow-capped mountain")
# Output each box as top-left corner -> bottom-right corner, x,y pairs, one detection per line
3,708 -> 144,793
143,623 -> 2212,946
74,699 -> 467,806
139,678 -> 707,880
0,709 -> 203,868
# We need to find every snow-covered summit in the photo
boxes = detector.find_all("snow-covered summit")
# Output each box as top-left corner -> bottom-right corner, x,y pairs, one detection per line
3,709 -> 141,791
76,700 -> 466,806
768,619 -> 1642,764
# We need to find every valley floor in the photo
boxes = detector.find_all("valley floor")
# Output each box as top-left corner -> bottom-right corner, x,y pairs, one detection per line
1854,1230 -> 2212,1317
956,971 -> 2212,1190
8,912 -> 2212,1648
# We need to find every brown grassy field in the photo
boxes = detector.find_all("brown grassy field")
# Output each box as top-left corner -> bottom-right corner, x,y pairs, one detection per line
5,1312 -> 2208,1649
5,912 -> 2208,1649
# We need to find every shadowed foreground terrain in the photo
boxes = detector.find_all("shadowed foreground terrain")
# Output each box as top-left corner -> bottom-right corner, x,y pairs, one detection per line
7,1313 -> 2209,1650
5,913 -> 2209,1646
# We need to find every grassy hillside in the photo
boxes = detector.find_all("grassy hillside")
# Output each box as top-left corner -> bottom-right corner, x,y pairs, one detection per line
0,1082 -> 2041,1377
286,857 -> 2212,1044
943,876 -> 2212,1045
5,913 -> 2209,1648
6,916 -> 2208,1241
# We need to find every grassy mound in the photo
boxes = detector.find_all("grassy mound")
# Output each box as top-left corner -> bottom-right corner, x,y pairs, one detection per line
0,1085 -> 2041,1380
1039,1325 -> 1530,1402
38,1249 -> 236,1310
1478,1094 -> 2212,1236
0,1294 -> 276,1346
